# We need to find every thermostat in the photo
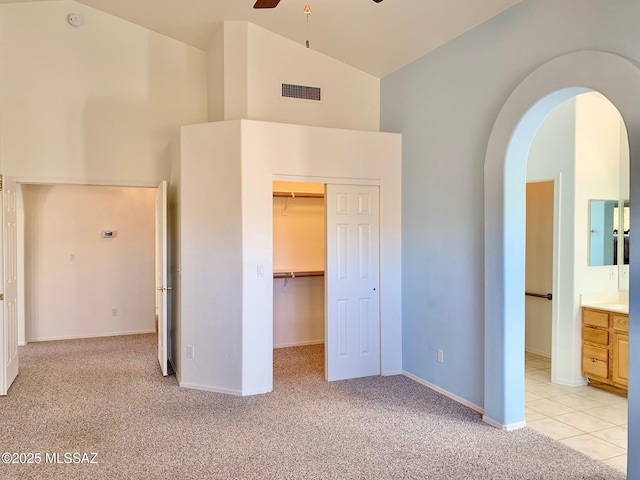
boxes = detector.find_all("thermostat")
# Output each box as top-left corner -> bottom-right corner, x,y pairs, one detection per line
102,231 -> 116,238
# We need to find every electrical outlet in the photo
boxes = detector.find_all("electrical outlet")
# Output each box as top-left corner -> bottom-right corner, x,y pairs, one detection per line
111,308 -> 118,317
437,349 -> 444,364
186,345 -> 195,359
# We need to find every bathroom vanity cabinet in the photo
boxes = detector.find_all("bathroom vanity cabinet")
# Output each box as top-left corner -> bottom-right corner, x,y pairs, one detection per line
582,307 -> 628,393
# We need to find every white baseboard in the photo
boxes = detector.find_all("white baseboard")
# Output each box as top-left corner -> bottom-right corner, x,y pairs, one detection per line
241,386 -> 273,396
525,348 -> 551,358
27,329 -> 156,343
483,416 -> 526,431
554,377 -> 588,387
403,371 -> 484,414
178,382 -> 242,396
382,369 -> 403,376
274,340 -> 324,349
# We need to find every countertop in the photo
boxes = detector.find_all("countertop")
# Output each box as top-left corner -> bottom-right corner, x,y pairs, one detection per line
581,302 -> 628,314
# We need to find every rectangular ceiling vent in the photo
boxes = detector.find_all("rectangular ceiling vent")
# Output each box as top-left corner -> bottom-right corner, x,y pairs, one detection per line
282,83 -> 321,102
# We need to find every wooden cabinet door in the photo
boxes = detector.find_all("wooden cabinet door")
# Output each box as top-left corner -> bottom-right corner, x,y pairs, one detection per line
612,333 -> 629,387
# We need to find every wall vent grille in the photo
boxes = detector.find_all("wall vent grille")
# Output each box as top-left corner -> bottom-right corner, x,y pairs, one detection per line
282,83 -> 321,101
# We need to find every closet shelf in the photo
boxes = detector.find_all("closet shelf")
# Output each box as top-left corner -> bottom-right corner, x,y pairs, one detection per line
273,191 -> 324,199
273,270 -> 324,279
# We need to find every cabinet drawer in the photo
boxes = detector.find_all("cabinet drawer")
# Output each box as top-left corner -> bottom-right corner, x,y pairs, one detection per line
613,315 -> 628,333
582,345 -> 609,379
583,309 -> 609,328
583,344 -> 608,361
583,327 -> 609,346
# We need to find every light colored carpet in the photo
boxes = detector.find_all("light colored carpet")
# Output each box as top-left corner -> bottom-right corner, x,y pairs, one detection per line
0,334 -> 625,479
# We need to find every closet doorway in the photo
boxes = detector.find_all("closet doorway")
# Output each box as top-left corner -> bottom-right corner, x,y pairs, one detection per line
272,181 -> 381,384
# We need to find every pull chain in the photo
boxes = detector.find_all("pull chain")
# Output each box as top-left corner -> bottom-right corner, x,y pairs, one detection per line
304,4 -> 311,48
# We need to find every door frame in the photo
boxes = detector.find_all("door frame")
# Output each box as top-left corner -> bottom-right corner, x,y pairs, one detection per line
11,179 -> 163,374
272,175 -> 383,383
524,177 -> 562,379
483,51 -> 640,436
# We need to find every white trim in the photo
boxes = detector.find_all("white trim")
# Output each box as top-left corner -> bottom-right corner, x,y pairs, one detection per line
241,386 -> 273,396
382,369 -> 403,376
403,371 -> 484,414
13,177 -> 160,188
525,348 -> 551,358
26,329 -> 156,343
274,340 -> 324,349
178,382 -> 242,396
272,174 -> 381,186
554,377 -> 588,388
483,416 -> 527,431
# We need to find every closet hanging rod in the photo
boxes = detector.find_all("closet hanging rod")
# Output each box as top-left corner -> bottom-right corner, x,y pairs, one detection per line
273,271 -> 325,279
273,191 -> 324,199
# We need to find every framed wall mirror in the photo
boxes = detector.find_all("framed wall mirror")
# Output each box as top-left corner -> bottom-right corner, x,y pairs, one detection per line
617,200 -> 630,289
588,199 -> 630,288
589,199 -> 618,266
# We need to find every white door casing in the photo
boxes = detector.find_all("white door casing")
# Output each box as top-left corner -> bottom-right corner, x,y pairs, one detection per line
325,184 -> 380,381
1,177 -> 19,395
156,181 -> 169,376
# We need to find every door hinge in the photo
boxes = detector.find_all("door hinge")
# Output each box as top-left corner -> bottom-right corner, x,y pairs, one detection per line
0,294 -> 4,301
0,174 -> 3,192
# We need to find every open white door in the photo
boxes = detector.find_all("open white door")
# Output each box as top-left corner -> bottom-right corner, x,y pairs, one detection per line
1,177 -> 18,395
156,181 -> 169,376
325,184 -> 380,381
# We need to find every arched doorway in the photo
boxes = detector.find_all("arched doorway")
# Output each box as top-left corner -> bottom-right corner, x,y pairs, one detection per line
483,50 -> 640,474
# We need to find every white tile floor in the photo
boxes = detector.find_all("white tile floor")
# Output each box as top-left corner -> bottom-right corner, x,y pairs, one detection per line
525,352 -> 628,475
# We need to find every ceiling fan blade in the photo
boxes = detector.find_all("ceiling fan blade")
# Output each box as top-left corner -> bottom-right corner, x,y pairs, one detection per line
254,0 -> 281,8
373,0 -> 384,3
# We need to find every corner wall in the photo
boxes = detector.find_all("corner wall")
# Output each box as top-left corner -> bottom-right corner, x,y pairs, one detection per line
179,120 -> 401,396
178,122 -> 244,394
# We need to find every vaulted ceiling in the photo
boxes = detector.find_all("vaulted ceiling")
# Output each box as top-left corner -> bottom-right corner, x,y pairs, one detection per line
1,0 -> 523,77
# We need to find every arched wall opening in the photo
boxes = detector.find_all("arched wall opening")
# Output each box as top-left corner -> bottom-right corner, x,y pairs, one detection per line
483,50 -> 640,474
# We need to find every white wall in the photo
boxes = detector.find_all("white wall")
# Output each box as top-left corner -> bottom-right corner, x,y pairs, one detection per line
179,120 -> 401,395
272,182 -> 325,348
207,24 -> 225,122
620,123 -> 631,289
526,98 -> 576,359
525,92 -> 626,381
178,122 -> 243,393
0,0 -> 208,185
208,21 -> 380,131
273,277 -> 324,348
574,93 -> 623,296
22,184 -> 155,341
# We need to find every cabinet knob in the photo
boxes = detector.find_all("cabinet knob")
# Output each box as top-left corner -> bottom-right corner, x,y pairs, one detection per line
591,358 -> 597,363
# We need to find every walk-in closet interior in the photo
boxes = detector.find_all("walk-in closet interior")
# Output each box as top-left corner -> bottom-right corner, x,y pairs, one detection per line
272,181 -> 325,381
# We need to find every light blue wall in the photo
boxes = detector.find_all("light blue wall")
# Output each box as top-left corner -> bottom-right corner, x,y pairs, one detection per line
381,0 -> 640,474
